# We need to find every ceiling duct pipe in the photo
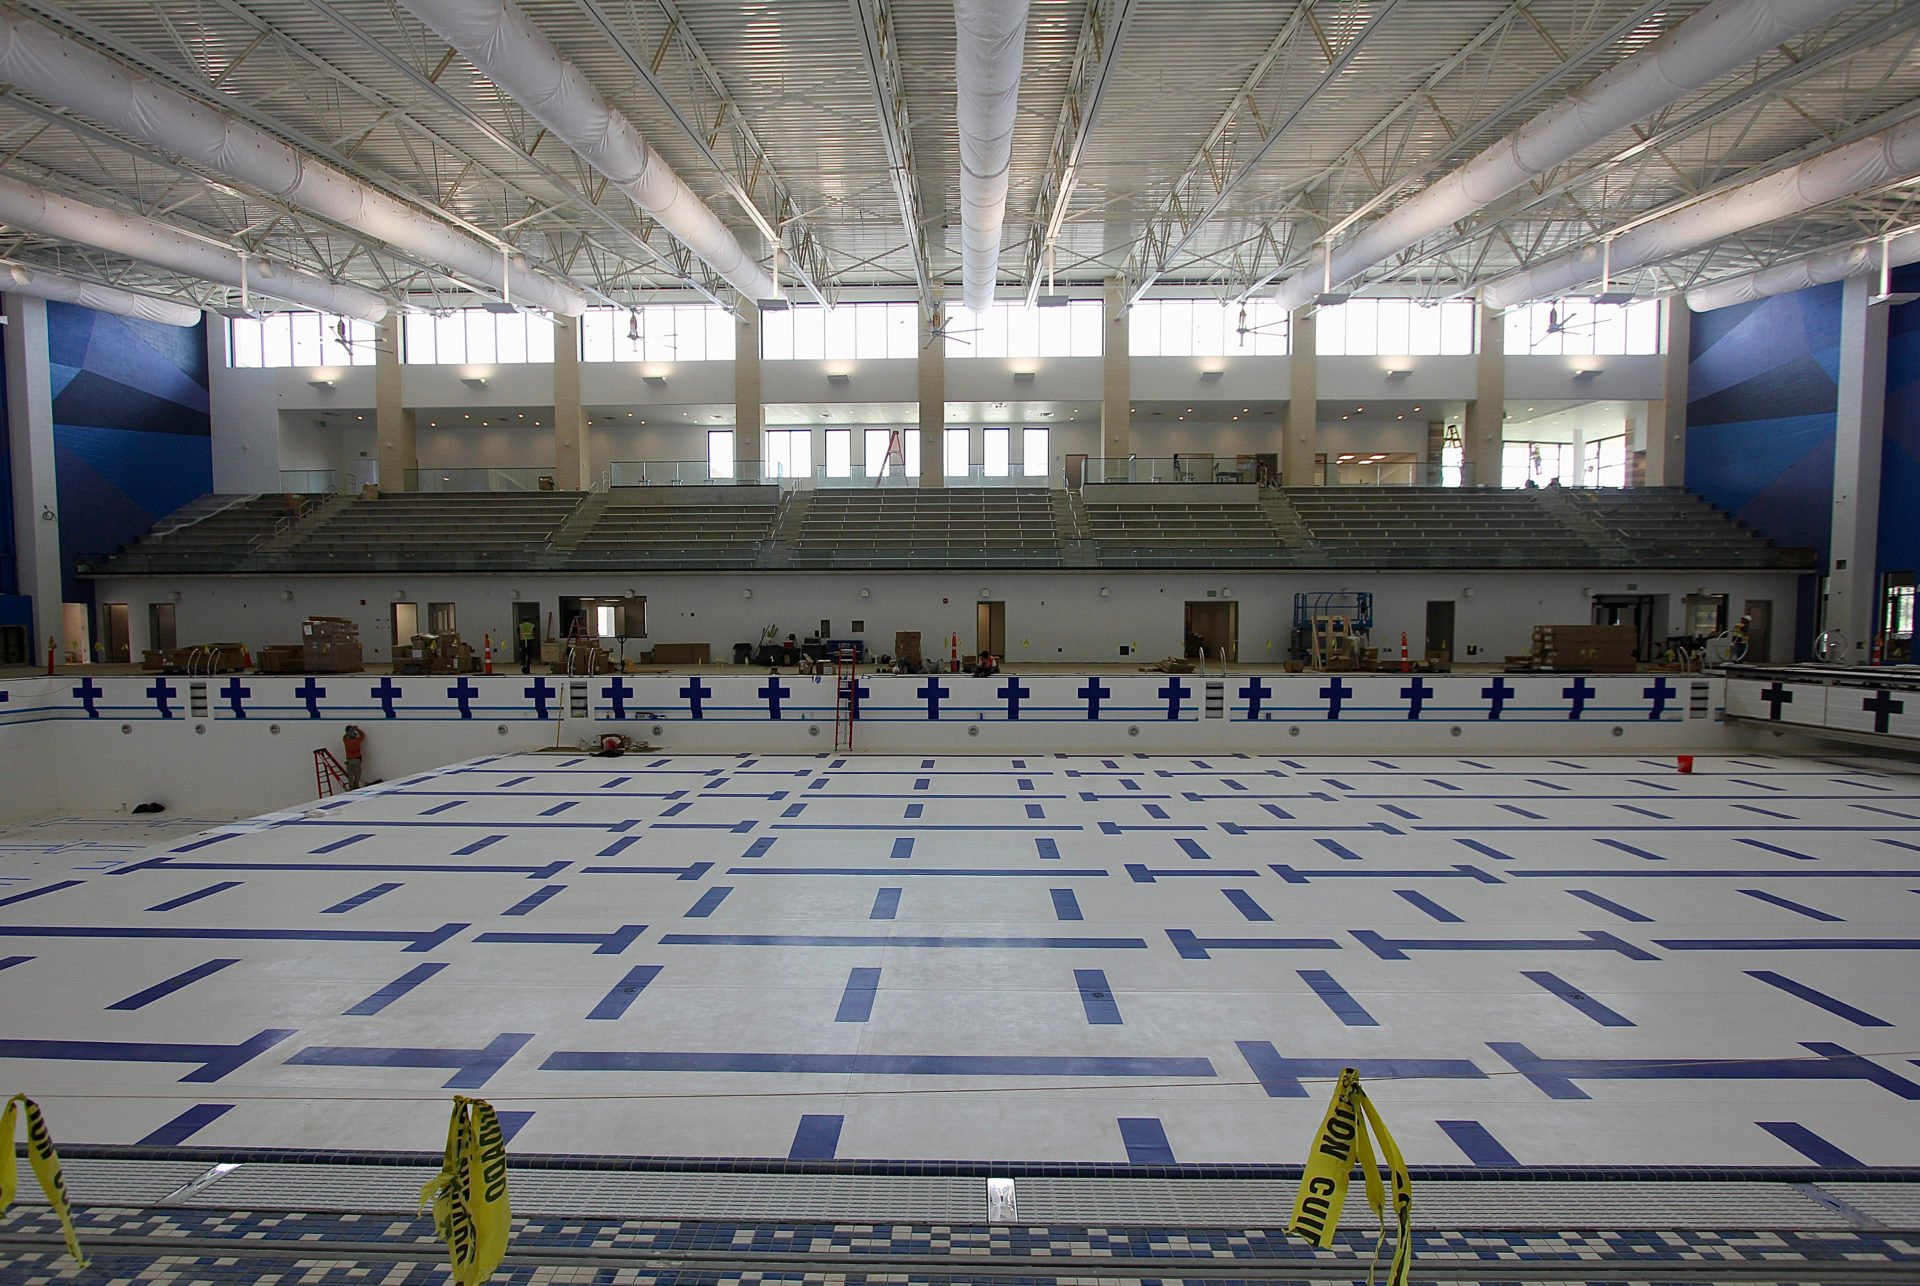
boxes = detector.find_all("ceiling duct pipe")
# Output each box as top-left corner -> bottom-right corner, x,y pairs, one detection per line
399,0 -> 773,303
1686,225 -> 1920,310
0,173 -> 391,320
1483,114 -> 1920,310
0,262 -> 203,326
954,0 -> 1030,313
0,10 -> 589,317
1271,0 -> 1863,312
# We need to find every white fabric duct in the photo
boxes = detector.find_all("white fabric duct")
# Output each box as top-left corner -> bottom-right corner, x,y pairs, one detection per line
1272,0 -> 1862,311
954,0 -> 1029,312
1483,116 -> 1920,309
1686,226 -> 1920,309
399,0 -> 773,302
0,174 -> 390,320
0,11 -> 589,317
0,263 -> 203,326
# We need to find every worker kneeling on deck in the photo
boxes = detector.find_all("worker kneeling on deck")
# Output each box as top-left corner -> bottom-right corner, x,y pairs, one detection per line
342,725 -> 366,789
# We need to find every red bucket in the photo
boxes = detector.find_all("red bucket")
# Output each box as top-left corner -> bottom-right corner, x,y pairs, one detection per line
1676,755 -> 1694,774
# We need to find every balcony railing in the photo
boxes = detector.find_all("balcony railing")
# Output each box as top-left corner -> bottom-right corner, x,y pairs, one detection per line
278,469 -> 339,494
405,467 -> 555,492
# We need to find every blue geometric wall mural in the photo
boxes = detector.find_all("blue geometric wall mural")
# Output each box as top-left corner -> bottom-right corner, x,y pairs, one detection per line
47,302 -> 210,605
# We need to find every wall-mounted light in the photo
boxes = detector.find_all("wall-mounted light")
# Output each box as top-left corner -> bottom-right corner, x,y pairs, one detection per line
741,589 -> 753,599
307,378 -> 336,390
642,374 -> 668,388
1572,368 -> 1599,379
510,589 -> 522,600
280,589 -> 294,602
1383,368 -> 1409,380
169,590 -> 182,603
39,506 -> 54,522
859,588 -> 871,598
460,376 -> 487,389
1199,369 -> 1224,382
827,372 -> 852,386
979,588 -> 991,599
1012,370 -> 1036,384
1099,586 -> 1110,597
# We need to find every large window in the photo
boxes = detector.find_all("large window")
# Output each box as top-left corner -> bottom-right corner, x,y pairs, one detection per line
825,428 -> 853,479
764,429 -> 812,481
1582,434 -> 1628,488
229,311 -> 378,368
403,308 -> 557,364
762,302 -> 920,360
707,430 -> 734,480
865,428 -> 920,479
1502,440 -> 1576,488
1503,296 -> 1663,356
1130,298 -> 1290,356
945,427 -> 971,478
580,304 -> 735,362
1313,298 -> 1476,356
1022,428 -> 1049,479
948,300 -> 1103,358
983,428 -> 1010,478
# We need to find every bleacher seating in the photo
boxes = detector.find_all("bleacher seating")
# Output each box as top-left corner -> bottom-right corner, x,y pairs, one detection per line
1568,487 -> 1812,568
566,499 -> 778,568
276,492 -> 586,571
1082,499 -> 1292,565
1283,487 -> 1600,566
94,495 -> 309,573
790,489 -> 1061,567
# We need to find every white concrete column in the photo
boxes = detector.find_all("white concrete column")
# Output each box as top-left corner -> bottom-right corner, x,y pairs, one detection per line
1463,301 -> 1504,486
374,313 -> 416,491
1103,278 -> 1130,469
1644,297 -> 1690,486
1828,274 -> 1888,661
551,314 -> 590,489
918,306 -> 944,489
3,294 -> 61,645
734,298 -> 762,482
1285,305 -> 1317,486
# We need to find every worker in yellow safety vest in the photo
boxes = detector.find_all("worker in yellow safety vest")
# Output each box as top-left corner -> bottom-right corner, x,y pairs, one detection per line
517,619 -> 537,674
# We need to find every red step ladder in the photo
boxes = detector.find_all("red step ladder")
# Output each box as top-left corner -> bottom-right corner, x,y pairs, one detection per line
314,748 -> 349,798
833,646 -> 859,752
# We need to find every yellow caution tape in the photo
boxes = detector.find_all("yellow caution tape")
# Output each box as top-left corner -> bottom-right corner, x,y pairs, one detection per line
1286,1068 -> 1412,1286
420,1096 -> 511,1285
0,1094 -> 87,1266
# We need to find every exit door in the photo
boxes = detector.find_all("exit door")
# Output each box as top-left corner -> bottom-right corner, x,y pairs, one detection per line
1424,600 -> 1455,661
1064,454 -> 1087,489
1184,601 -> 1238,664
1741,599 -> 1772,663
148,602 -> 177,652
101,603 -> 131,664
1592,594 -> 1657,660
391,601 -> 419,647
976,601 -> 1006,658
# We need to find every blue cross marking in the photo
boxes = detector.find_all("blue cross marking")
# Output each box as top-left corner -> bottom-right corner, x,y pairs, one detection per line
295,678 -> 326,719
1320,677 -> 1352,721
147,678 -> 177,719
1482,678 -> 1514,720
372,677 -> 404,719
679,676 -> 709,719
1401,677 -> 1433,720
918,677 -> 948,720
603,677 -> 633,720
1240,676 -> 1271,721
1159,678 -> 1188,721
1563,677 -> 1596,720
220,678 -> 250,719
524,678 -> 555,720
998,677 -> 1030,720
1644,677 -> 1676,720
447,677 -> 480,719
841,678 -> 869,720
760,676 -> 790,720
72,678 -> 103,718
1079,677 -> 1111,720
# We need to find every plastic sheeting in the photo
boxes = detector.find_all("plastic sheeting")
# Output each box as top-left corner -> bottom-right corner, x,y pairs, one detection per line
1485,115 -> 1920,309
0,10 -> 588,317
0,174 -> 390,320
955,0 -> 1029,312
0,263 -> 202,326
1687,226 -> 1920,310
399,0 -> 773,302
1271,0 -> 1860,312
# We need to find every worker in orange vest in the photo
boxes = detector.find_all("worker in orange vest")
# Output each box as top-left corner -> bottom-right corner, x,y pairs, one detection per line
342,725 -> 366,789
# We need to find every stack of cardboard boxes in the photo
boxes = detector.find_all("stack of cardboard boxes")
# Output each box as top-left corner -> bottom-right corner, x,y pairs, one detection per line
394,633 -> 476,675
1529,624 -> 1637,673
255,617 -> 362,673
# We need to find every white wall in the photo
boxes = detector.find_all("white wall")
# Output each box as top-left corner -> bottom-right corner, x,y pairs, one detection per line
89,567 -> 1802,666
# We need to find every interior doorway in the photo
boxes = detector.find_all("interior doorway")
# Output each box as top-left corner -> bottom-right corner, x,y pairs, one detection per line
976,601 -> 1006,658
1741,599 -> 1772,663
390,601 -> 419,647
148,602 -> 176,652
61,603 -> 90,665
1184,601 -> 1238,663
1592,593 -> 1658,660
1064,454 -> 1087,489
100,603 -> 131,664
1424,600 -> 1455,661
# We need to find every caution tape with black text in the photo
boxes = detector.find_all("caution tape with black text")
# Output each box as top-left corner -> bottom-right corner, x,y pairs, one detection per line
420,1095 -> 511,1286
0,1093 -> 86,1266
1286,1067 -> 1412,1286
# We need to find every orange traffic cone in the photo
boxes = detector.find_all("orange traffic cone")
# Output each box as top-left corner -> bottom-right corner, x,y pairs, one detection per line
1400,631 -> 1410,673
483,633 -> 494,675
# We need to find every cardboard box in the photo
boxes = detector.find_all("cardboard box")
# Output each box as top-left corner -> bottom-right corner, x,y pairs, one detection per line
649,643 -> 711,665
257,645 -> 306,675
894,632 -> 923,665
